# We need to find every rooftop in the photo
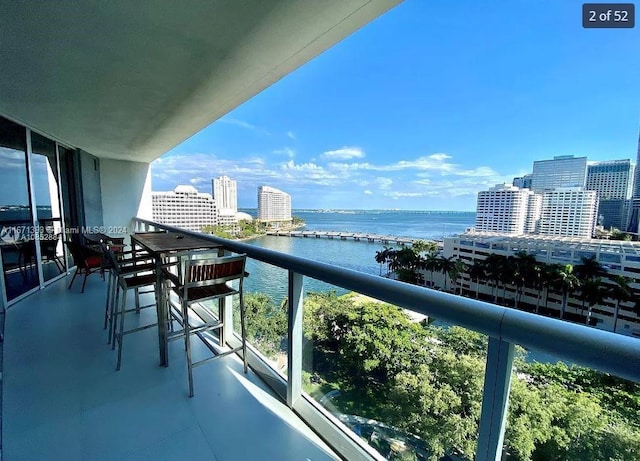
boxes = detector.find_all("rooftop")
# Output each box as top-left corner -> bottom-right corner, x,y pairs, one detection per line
457,232 -> 640,256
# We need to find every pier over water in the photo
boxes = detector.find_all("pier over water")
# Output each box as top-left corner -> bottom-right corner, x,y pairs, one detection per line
266,230 -> 424,245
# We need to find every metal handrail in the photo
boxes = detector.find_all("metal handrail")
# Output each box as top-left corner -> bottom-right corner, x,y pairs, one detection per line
132,218 -> 640,383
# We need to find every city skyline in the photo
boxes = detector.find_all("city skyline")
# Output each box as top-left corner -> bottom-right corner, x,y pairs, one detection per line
150,1 -> 639,211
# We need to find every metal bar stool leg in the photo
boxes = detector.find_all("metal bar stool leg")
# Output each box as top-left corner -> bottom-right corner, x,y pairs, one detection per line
103,270 -> 113,329
108,282 -> 120,345
239,292 -> 248,373
183,300 -> 195,397
116,287 -> 127,371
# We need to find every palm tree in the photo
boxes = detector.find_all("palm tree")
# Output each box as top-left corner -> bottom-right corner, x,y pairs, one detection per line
423,252 -> 439,288
374,246 -> 392,276
581,277 -> 607,325
449,259 -> 467,295
575,256 -> 607,318
574,255 -> 607,282
555,264 -> 581,319
484,253 -> 506,304
511,251 -> 537,309
468,260 -> 486,299
531,261 -> 547,314
437,256 -> 457,292
542,264 -> 562,313
608,275 -> 634,333
391,246 -> 423,284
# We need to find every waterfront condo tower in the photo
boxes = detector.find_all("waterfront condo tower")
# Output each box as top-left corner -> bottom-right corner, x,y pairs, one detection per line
475,184 -> 540,234
257,185 -> 292,223
152,185 -> 218,232
213,175 -> 238,227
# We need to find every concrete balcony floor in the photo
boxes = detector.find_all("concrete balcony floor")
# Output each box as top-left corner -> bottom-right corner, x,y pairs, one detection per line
2,274 -> 338,461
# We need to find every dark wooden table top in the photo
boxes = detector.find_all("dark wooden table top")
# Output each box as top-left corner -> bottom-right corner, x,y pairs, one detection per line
131,231 -> 222,255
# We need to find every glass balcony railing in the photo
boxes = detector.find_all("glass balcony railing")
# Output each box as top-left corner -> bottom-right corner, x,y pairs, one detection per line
132,218 -> 640,461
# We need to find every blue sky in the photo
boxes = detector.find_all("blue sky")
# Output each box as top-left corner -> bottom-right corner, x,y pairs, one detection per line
151,0 -> 640,211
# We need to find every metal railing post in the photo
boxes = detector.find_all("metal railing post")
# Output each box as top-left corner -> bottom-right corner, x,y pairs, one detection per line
287,270 -> 304,407
476,337 -> 515,461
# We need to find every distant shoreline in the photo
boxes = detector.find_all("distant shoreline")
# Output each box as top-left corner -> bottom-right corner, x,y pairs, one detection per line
238,208 -> 476,214
231,222 -> 306,242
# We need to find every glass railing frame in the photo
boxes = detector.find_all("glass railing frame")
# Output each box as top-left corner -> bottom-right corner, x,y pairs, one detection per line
132,218 -> 640,461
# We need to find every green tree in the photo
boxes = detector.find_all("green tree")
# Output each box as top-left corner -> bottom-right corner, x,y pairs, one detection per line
437,255 -> 458,292
468,259 -> 486,299
607,275 -> 634,333
554,264 -> 580,319
375,246 -> 392,276
423,252 -> 440,289
484,253 -> 506,304
241,292 -> 287,357
574,255 -> 607,282
580,277 -> 607,325
511,251 -> 537,309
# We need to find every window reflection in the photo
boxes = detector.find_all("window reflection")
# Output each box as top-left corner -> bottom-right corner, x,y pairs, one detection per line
31,132 -> 66,281
0,118 -> 40,300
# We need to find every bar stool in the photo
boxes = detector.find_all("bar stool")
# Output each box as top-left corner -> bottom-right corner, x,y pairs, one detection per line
102,245 -> 155,344
102,248 -> 158,371
168,253 -> 248,397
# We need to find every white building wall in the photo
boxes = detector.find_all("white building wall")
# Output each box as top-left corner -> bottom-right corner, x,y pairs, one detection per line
539,188 -> 598,238
100,158 -> 152,239
525,193 -> 542,234
212,175 -> 238,214
257,185 -> 292,222
152,185 -> 217,232
475,184 -> 540,235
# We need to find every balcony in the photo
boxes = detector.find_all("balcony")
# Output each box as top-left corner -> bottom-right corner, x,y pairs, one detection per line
2,274 -> 338,461
3,219 -> 640,461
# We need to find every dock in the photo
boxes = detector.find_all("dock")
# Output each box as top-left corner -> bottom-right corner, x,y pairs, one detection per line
265,230 -> 422,245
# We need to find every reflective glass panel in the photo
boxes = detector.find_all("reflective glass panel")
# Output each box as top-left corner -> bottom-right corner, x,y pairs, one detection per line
31,132 -> 65,281
0,118 -> 40,300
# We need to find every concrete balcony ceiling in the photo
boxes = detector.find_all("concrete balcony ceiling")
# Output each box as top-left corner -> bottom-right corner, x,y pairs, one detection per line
0,0 -> 399,162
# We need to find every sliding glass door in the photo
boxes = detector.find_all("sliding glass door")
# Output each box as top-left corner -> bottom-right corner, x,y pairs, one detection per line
31,132 -> 67,282
0,118 -> 40,301
0,116 -> 84,304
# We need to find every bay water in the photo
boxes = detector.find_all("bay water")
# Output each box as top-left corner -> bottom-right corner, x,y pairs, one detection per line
241,210 -> 475,302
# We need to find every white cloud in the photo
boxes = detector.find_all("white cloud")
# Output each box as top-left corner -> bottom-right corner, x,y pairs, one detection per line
273,147 -> 295,158
218,118 -> 270,136
287,131 -> 296,140
321,147 -> 365,161
428,153 -> 452,161
152,150 -> 520,208
375,177 -> 393,189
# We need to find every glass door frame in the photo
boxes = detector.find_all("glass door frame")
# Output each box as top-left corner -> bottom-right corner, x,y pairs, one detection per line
28,128 -> 75,289
1,124 -> 77,309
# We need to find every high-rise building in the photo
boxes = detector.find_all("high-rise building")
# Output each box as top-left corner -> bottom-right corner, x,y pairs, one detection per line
257,185 -> 291,223
628,129 -> 640,233
538,188 -> 598,238
512,174 -> 532,189
586,159 -> 634,199
475,184 -> 540,234
525,193 -> 543,234
212,175 -> 238,213
212,175 -> 238,227
530,155 -> 587,192
586,159 -> 634,229
152,185 -> 217,232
